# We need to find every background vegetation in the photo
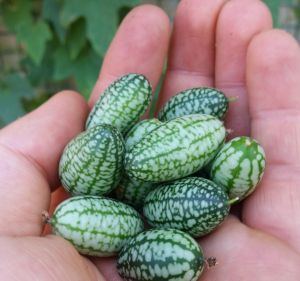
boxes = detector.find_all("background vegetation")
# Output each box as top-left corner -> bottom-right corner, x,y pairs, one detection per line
0,0 -> 299,127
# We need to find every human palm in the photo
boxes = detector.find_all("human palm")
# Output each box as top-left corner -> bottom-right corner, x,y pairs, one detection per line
1,0 -> 300,280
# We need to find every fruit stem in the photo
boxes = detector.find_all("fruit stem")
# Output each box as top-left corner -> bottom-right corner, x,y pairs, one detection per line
42,211 -> 51,225
228,197 -> 240,205
227,96 -> 238,102
204,257 -> 218,269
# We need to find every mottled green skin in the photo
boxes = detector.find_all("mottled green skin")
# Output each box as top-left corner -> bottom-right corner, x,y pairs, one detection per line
210,136 -> 266,201
86,73 -> 152,134
143,177 -> 230,237
125,114 -> 226,183
158,87 -> 228,121
51,196 -> 144,257
115,175 -> 157,209
117,228 -> 204,281
125,118 -> 162,151
59,124 -> 124,196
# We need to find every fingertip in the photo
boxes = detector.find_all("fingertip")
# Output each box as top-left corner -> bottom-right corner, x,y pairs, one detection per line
175,0 -> 225,33
119,4 -> 171,51
90,4 -> 171,106
217,0 -> 272,44
50,90 -> 89,125
157,0 -> 226,113
214,0 -> 272,137
248,29 -> 300,69
247,29 -> 300,113
0,90 -> 89,189
129,4 -> 171,33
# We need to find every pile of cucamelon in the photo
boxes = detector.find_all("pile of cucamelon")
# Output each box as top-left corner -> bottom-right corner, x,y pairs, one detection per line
49,73 -> 266,281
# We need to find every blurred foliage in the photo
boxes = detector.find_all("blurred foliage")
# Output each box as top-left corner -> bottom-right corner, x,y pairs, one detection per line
0,0 -> 299,127
293,0 -> 300,19
0,0 -> 140,126
264,0 -> 280,26
0,72 -> 34,124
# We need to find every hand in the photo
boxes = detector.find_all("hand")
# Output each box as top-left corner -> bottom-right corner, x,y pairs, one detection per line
0,0 -> 300,280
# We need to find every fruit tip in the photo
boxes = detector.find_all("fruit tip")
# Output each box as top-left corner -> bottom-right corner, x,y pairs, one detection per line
228,197 -> 240,205
227,96 -> 238,102
205,257 -> 218,269
42,210 -> 51,225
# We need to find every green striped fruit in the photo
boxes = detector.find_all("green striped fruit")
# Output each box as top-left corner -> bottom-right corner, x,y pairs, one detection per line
210,136 -> 266,201
158,87 -> 229,121
125,118 -> 162,151
59,124 -> 124,196
124,114 -> 226,183
117,228 -> 204,281
143,177 -> 231,237
51,196 -> 144,257
86,73 -> 152,133
114,175 -> 157,209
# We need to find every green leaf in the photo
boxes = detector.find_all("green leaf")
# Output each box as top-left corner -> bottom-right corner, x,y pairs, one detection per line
73,47 -> 102,98
293,0 -> 300,20
21,50 -> 54,87
118,5 -> 133,25
52,47 -> 74,80
53,44 -> 102,99
2,0 -> 52,64
66,18 -> 87,60
42,0 -> 66,42
264,0 -> 280,27
22,93 -> 51,113
60,0 -> 140,56
0,73 -> 35,126
22,22 -> 53,64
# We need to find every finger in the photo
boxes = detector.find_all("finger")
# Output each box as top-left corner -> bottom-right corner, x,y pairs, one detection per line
199,217 -> 300,280
0,91 -> 88,188
92,257 -> 123,281
93,218 -> 300,281
0,235 -> 104,281
215,0 -> 272,136
242,30 -> 300,252
89,5 -> 170,106
0,91 -> 88,236
156,0 -> 226,111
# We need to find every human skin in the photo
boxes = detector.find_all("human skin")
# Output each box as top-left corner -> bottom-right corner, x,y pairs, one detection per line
0,0 -> 300,280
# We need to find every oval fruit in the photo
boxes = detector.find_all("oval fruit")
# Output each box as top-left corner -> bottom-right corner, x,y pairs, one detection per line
210,136 -> 266,200
117,228 -> 204,281
143,177 -> 230,237
124,114 -> 226,183
125,118 -> 162,151
158,87 -> 229,121
59,124 -> 124,196
114,175 -> 157,209
51,196 -> 144,257
86,73 -> 152,133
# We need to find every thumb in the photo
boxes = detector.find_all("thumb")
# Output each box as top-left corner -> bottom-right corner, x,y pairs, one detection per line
0,235 -> 104,281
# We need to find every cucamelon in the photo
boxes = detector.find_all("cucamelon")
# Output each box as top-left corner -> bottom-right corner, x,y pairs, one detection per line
158,87 -> 229,121
143,177 -> 231,237
117,228 -> 204,281
114,175 -> 157,209
125,118 -> 162,151
210,136 -> 266,200
86,73 -> 152,133
51,196 -> 144,257
59,124 -> 124,196
124,114 -> 226,183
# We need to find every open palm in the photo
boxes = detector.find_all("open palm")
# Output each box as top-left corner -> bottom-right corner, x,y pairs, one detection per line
0,0 -> 300,280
